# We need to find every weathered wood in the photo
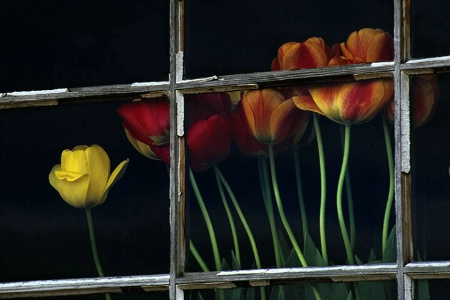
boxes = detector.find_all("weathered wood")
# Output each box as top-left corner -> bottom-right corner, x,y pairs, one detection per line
0,83 -> 169,109
405,261 -> 450,279
176,264 -> 398,290
0,275 -> 169,299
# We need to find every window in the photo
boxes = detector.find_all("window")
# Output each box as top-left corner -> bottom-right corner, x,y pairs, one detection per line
1,0 -> 449,299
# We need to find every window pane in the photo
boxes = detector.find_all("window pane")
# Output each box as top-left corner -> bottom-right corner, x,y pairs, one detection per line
185,0 -> 393,78
185,82 -> 395,273
186,280 -> 397,299
0,100 -> 170,281
411,73 -> 448,261
410,0 -> 450,58
0,0 -> 169,92
416,279 -> 449,299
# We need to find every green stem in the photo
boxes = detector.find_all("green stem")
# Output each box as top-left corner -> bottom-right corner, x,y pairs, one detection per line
215,169 -> 266,300
313,114 -> 328,264
381,116 -> 394,255
340,125 -> 356,251
337,125 -> 361,300
190,240 -> 210,272
268,145 -> 308,267
214,166 -> 261,270
85,208 -> 111,300
293,147 -> 308,246
259,159 -> 282,268
189,168 -> 222,271
215,170 -> 241,268
336,125 -> 355,265
270,147 -> 321,299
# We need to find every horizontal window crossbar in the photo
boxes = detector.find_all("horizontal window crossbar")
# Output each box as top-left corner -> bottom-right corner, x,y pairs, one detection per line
0,275 -> 169,299
0,83 -> 169,109
404,261 -> 450,279
177,264 -> 398,290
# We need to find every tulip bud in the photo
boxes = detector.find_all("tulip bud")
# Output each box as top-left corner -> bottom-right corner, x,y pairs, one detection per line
49,145 -> 129,208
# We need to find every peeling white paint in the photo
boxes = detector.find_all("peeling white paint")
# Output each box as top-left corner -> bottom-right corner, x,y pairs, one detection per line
400,74 -> 411,173
176,91 -> 184,137
406,55 -> 450,64
8,88 -> 68,96
131,82 -> 169,87
178,75 -> 221,84
371,61 -> 395,67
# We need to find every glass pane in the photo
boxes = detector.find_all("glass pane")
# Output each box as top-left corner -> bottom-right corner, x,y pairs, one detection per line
187,280 -> 397,300
185,0 -> 394,78
417,279 -> 448,299
185,80 -> 396,273
411,73 -> 448,261
411,0 -> 450,58
0,1 -> 169,92
0,99 -> 170,281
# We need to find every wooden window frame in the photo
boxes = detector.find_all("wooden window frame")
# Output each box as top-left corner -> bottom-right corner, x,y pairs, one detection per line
2,0 -> 450,299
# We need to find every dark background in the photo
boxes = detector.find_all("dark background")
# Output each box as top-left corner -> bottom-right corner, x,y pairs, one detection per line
1,0 -> 450,298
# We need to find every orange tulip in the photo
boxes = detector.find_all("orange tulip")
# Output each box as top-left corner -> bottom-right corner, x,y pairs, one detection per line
241,89 -> 311,145
293,79 -> 394,125
339,28 -> 394,63
384,74 -> 439,128
272,37 -> 332,71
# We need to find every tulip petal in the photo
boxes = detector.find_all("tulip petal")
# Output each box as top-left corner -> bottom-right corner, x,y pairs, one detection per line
49,165 -> 90,208
125,128 -> 161,160
270,99 -> 308,143
61,147 -> 88,174
293,95 -> 323,115
85,145 -> 110,204
242,90 -> 285,143
101,159 -> 130,203
282,41 -> 329,70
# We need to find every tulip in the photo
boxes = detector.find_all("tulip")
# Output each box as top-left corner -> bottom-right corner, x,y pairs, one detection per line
232,101 -> 272,158
384,74 -> 439,128
49,145 -> 129,208
339,28 -> 394,63
187,93 -> 232,172
117,99 -> 170,164
293,79 -> 394,125
241,89 -> 311,145
272,37 -> 332,71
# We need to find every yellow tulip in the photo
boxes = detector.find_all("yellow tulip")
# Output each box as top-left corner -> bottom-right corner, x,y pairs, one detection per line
49,145 -> 129,208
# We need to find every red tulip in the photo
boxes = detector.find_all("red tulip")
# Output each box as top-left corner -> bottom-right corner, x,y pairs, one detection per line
241,89 -> 311,145
187,93 -> 232,172
384,74 -> 439,128
117,99 -> 170,164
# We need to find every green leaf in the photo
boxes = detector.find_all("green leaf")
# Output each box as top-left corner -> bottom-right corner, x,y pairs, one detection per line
231,251 -> 241,270
382,226 -> 397,263
346,290 -> 353,300
304,233 -> 326,267
418,280 -> 430,300
358,281 -> 386,300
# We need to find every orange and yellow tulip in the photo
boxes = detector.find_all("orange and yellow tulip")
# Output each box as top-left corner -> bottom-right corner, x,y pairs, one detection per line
272,37 -> 332,71
293,79 -> 394,125
241,89 -> 311,144
339,28 -> 394,63
384,74 -> 439,128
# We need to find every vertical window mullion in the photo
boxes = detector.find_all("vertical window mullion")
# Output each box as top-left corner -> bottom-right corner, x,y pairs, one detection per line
169,0 -> 185,299
395,0 -> 414,298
